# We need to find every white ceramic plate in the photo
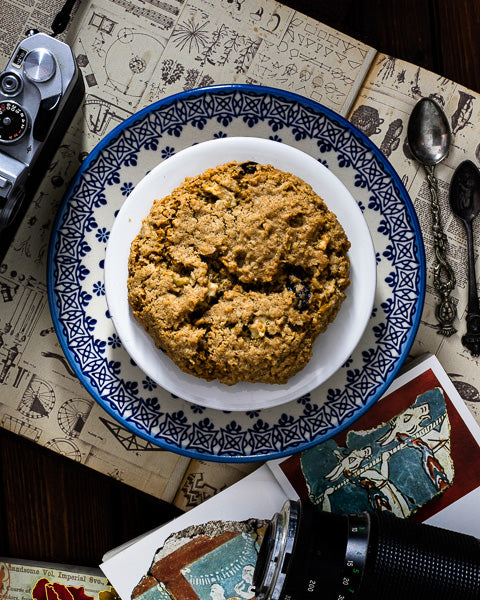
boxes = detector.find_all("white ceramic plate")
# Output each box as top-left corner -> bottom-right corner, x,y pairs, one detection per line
104,137 -> 376,411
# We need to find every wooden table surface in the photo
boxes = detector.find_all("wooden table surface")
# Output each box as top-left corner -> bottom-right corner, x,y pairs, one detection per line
1,0 -> 480,570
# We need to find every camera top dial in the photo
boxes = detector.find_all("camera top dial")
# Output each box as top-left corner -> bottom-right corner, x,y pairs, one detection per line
23,48 -> 56,83
0,101 -> 28,143
0,29 -> 85,250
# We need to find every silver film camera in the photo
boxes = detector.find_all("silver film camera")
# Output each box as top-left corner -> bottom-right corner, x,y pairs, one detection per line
253,500 -> 480,600
0,30 -> 84,234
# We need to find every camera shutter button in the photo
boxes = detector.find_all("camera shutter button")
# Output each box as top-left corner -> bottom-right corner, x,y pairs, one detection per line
23,49 -> 56,83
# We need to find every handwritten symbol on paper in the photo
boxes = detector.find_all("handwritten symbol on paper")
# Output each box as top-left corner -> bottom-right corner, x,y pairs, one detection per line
89,11 -> 117,35
451,90 -> 475,134
1,415 -> 40,441
377,55 -> 396,82
44,438 -> 82,461
224,0 -> 245,11
265,13 -> 281,33
161,59 -> 185,84
250,7 -> 263,21
410,67 -> 422,97
41,351 -> 76,378
324,82 -> 345,104
171,18 -> 210,53
18,375 -> 55,418
58,398 -> 94,438
181,471 -> 222,507
100,416 -> 163,451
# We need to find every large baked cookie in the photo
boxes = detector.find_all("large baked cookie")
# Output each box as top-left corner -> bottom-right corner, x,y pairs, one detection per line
127,161 -> 350,385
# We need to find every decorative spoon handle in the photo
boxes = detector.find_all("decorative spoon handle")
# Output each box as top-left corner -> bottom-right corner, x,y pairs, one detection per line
425,165 -> 457,336
461,219 -> 480,356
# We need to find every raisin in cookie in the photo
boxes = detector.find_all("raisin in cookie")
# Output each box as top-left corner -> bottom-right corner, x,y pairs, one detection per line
127,161 -> 350,385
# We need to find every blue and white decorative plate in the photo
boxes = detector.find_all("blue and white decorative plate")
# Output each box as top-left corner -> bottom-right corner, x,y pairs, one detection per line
48,84 -> 425,462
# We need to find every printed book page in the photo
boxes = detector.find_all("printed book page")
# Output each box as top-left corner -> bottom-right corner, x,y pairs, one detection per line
0,559 -> 112,600
347,55 -> 480,424
0,0 -> 376,504
267,353 -> 480,538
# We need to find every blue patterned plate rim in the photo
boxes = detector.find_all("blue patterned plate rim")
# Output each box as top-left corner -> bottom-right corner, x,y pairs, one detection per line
47,84 -> 426,462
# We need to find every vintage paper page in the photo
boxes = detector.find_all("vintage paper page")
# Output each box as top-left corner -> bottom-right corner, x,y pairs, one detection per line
173,460 -> 258,511
0,559 -> 112,600
0,0 -> 375,503
348,55 -> 480,425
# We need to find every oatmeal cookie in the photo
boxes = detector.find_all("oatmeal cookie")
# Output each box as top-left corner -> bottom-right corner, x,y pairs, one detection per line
127,160 -> 350,385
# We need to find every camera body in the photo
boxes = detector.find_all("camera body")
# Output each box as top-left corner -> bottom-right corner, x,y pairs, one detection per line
0,30 -> 84,238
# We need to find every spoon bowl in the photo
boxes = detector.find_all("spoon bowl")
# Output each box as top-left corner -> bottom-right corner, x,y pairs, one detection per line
449,159 -> 480,223
407,97 -> 451,166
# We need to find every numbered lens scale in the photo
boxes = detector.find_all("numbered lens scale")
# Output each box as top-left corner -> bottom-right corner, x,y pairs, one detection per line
336,514 -> 370,600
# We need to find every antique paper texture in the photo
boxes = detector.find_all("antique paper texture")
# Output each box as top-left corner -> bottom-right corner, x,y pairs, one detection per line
0,0 -> 479,508
348,56 -> 480,423
0,559 -> 112,600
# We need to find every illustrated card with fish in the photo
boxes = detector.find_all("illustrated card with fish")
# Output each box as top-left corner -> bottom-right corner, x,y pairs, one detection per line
272,354 -> 480,523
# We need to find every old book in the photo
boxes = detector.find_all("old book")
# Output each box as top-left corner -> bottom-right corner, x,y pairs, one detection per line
0,559 -> 113,600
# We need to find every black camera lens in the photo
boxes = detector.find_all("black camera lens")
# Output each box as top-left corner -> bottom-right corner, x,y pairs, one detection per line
253,500 -> 480,600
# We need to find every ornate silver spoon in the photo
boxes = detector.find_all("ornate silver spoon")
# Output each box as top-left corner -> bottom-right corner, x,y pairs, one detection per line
449,160 -> 480,357
407,97 -> 457,336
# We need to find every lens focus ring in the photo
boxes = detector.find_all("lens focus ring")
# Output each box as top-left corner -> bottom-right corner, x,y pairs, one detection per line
361,512 -> 480,600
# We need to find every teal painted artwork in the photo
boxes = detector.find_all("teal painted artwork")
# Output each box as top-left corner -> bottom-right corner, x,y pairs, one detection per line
135,582 -> 173,600
180,532 -> 258,600
300,388 -> 454,516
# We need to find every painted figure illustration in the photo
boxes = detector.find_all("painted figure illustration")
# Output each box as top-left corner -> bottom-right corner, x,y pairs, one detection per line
300,388 -> 454,517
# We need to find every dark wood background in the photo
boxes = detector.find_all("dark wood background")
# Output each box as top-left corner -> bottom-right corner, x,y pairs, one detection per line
1,0 -> 480,569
